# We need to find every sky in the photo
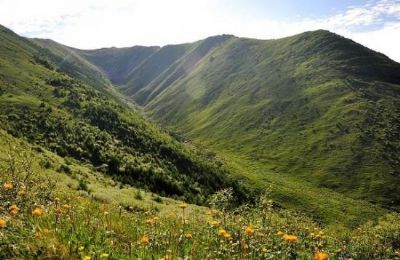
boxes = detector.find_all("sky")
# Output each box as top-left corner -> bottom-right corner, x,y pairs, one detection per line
0,0 -> 399,62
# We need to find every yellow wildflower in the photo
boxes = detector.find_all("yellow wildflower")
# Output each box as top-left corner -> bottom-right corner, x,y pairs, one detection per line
0,218 -> 6,228
314,252 -> 328,260
210,220 -> 220,227
145,219 -> 154,225
18,190 -> 26,197
218,229 -> 227,236
179,203 -> 188,209
3,181 -> 13,190
62,204 -> 71,210
223,232 -> 232,240
140,235 -> 149,246
82,256 -> 91,260
245,225 -> 255,236
100,253 -> 109,258
9,204 -> 20,216
277,231 -> 284,236
282,234 -> 298,243
185,233 -> 193,239
32,207 -> 43,217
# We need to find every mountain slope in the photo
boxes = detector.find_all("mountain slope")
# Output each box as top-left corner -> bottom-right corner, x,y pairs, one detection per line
30,38 -> 112,91
0,24 -> 249,204
145,31 -> 400,207
75,45 -> 160,85
72,30 -> 400,208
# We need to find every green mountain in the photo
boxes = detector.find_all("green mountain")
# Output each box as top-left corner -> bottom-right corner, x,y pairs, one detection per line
0,24 -> 249,204
1,24 -> 398,226
60,30 -> 400,208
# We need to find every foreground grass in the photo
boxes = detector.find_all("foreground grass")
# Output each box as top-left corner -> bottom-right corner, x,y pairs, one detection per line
1,136 -> 400,259
2,182 -> 400,259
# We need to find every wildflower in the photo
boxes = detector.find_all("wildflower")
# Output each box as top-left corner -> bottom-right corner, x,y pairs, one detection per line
163,255 -> 171,260
100,253 -> 109,258
32,207 -> 43,217
276,231 -> 284,236
282,234 -> 298,243
185,233 -> 193,239
18,190 -> 26,197
82,256 -> 91,260
3,181 -> 13,190
314,252 -> 328,260
140,235 -> 149,246
179,203 -> 188,209
145,219 -> 154,225
218,229 -> 227,236
9,204 -> 20,216
42,228 -> 49,234
55,208 -> 63,215
153,216 -> 160,222
79,246 -> 85,251
223,232 -> 232,240
54,197 -> 60,202
245,225 -> 255,236
210,220 -> 220,227
62,204 -> 71,210
0,218 -> 6,228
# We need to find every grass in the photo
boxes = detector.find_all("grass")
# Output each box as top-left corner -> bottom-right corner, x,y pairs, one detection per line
1,135 -> 400,259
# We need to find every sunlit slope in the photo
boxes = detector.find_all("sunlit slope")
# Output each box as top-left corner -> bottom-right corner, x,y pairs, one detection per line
142,30 -> 400,207
31,38 -> 112,90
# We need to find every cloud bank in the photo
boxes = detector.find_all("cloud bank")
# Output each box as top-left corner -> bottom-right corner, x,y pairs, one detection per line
0,0 -> 399,61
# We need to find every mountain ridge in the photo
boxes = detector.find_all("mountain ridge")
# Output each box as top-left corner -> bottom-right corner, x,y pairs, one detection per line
42,29 -> 400,208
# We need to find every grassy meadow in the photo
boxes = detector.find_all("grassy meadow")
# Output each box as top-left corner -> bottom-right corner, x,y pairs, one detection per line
1,131 -> 400,259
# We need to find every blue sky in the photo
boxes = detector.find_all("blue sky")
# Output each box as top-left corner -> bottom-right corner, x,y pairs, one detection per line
223,0 -> 369,20
0,0 -> 399,61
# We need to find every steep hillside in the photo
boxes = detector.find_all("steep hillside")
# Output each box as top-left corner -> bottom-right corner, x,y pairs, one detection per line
0,24 -> 249,204
75,46 -> 160,85
72,30 -> 400,208
145,31 -> 400,207
30,38 -> 112,91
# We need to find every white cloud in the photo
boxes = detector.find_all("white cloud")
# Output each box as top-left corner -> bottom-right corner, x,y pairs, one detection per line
0,0 -> 399,61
